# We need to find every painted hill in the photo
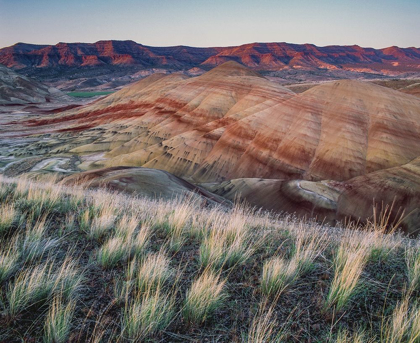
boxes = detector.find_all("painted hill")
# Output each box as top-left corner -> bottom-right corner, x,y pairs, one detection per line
1,40 -> 420,75
42,63 -> 420,183
0,64 -> 69,104
12,62 -> 420,233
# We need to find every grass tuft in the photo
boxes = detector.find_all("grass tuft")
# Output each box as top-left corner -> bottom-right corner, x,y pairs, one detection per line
87,206 -> 116,241
406,247 -> 420,293
246,305 -> 285,343
199,213 -> 256,269
96,237 -> 130,268
335,329 -> 369,343
135,251 -> 172,292
382,298 -> 420,343
0,238 -> 20,284
121,287 -> 175,340
183,270 -> 226,324
6,263 -> 56,317
43,296 -> 75,343
0,203 -> 16,234
22,216 -> 59,262
261,231 -> 325,297
324,241 -> 369,313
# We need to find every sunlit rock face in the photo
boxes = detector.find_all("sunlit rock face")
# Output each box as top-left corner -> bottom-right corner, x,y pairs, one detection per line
2,41 -> 420,75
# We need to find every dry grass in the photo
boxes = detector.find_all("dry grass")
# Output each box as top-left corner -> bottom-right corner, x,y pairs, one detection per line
261,231 -> 326,297
382,297 -> 420,343
96,222 -> 150,269
0,237 -> 20,283
87,206 -> 116,241
6,262 -> 56,317
121,286 -> 175,340
246,305 -> 286,343
199,210 -> 257,269
324,240 -> 370,313
22,216 -> 59,262
261,257 -> 300,297
130,224 -> 151,257
183,269 -> 226,324
0,203 -> 16,234
0,175 -> 418,342
53,256 -> 84,301
114,213 -> 139,240
96,237 -> 130,268
78,208 -> 91,232
335,329 -> 369,343
43,296 -> 75,343
406,247 -> 420,293
135,251 -> 173,292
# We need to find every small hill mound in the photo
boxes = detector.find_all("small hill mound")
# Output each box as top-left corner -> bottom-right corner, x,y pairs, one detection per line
0,64 -> 69,104
400,82 -> 420,97
62,166 -> 228,206
199,61 -> 264,78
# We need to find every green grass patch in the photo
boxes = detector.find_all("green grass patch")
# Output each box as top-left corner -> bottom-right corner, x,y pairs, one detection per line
66,91 -> 113,98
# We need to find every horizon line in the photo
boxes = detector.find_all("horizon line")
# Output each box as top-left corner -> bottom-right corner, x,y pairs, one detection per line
2,40 -> 420,51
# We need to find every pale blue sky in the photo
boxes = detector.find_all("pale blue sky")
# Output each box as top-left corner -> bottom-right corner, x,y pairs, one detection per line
0,0 -> 419,49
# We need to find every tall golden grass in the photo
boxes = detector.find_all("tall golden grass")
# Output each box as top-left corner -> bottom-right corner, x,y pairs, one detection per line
0,175 -> 418,342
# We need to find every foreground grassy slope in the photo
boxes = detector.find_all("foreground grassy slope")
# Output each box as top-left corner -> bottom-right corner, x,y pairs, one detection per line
0,175 -> 419,342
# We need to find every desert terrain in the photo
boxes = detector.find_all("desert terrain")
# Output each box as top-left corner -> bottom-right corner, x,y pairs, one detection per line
2,60 -> 420,233
1,40 -> 420,342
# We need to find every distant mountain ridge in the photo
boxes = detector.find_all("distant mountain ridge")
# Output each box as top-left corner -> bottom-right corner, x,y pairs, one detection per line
1,40 -> 420,74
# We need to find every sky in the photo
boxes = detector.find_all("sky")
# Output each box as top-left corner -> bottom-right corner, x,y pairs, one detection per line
0,0 -> 419,49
